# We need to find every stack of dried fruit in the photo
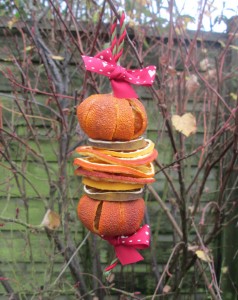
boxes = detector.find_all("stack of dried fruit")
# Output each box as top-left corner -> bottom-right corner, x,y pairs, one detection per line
72,27 -> 157,265
74,93 -> 158,237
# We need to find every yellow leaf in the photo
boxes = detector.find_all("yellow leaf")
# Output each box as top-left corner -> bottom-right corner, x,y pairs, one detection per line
221,266 -> 228,274
196,250 -> 212,263
8,16 -> 18,29
171,113 -> 197,137
25,46 -> 35,52
183,16 -> 195,25
230,93 -> 237,101
41,209 -> 61,230
175,27 -> 182,35
50,55 -> 64,61
229,45 -> 238,51
218,40 -> 226,48
2,56 -> 14,62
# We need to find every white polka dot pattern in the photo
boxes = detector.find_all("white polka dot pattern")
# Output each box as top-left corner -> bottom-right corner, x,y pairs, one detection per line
102,224 -> 151,266
82,48 -> 156,98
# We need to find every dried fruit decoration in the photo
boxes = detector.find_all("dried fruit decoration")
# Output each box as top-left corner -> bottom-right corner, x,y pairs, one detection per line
74,12 -> 157,270
77,94 -> 147,141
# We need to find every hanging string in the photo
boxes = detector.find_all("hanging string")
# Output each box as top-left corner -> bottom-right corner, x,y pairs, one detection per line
110,12 -> 126,63
110,15 -> 118,56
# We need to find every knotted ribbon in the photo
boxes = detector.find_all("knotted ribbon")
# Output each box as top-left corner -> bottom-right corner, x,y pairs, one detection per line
102,224 -> 150,269
82,48 -> 156,98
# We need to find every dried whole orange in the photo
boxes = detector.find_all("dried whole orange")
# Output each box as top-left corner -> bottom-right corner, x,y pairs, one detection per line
77,195 -> 145,236
77,94 -> 147,141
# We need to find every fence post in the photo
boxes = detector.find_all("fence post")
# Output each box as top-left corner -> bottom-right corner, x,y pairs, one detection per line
220,16 -> 238,299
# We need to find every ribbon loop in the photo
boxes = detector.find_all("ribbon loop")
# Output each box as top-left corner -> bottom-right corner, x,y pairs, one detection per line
82,48 -> 156,98
102,224 -> 151,266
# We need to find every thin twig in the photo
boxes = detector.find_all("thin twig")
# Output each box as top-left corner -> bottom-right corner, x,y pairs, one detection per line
52,231 -> 91,286
192,221 -> 222,300
0,216 -> 43,230
151,242 -> 184,299
147,185 -> 183,239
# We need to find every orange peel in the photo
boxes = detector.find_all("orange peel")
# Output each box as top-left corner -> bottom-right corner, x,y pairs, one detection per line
77,195 -> 145,236
77,94 -> 147,141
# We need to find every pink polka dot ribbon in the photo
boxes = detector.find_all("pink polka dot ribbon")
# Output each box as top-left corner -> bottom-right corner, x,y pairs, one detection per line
82,48 -> 156,98
103,224 -> 151,267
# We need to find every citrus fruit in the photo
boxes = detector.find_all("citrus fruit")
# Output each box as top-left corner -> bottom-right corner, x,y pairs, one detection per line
77,94 -> 147,141
74,146 -> 158,166
87,137 -> 147,151
73,157 -> 155,178
82,177 -> 144,190
97,139 -> 154,158
74,167 -> 155,184
77,195 -> 145,236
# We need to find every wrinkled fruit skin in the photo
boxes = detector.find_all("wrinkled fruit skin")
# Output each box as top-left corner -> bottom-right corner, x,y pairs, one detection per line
77,195 -> 145,236
77,94 -> 147,141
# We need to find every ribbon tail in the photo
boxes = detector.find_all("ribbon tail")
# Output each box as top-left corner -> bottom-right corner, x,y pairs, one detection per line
111,79 -> 138,98
114,245 -> 144,266
104,260 -> 118,272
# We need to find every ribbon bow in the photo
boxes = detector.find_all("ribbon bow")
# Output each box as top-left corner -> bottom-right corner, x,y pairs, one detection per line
82,48 -> 156,98
102,224 -> 150,268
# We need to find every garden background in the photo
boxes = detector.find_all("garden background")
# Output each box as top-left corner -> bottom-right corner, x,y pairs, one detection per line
0,0 -> 238,299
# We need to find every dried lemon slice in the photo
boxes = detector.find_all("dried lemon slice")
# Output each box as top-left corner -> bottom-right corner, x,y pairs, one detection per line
83,185 -> 144,201
82,177 -> 144,191
87,136 -> 147,151
97,139 -> 154,158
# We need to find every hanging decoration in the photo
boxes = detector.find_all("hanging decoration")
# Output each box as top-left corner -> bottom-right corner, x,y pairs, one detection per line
73,12 -> 157,271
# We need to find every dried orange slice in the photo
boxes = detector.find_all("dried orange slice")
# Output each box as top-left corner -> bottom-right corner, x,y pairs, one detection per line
77,195 -> 145,236
73,157 -> 155,178
83,186 -> 144,201
75,146 -> 158,166
82,177 -> 144,190
87,137 -> 147,151
74,167 -> 155,184
77,94 -> 147,141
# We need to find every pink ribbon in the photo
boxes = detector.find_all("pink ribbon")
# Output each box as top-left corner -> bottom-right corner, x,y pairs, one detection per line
82,48 -> 156,98
102,224 -> 150,267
